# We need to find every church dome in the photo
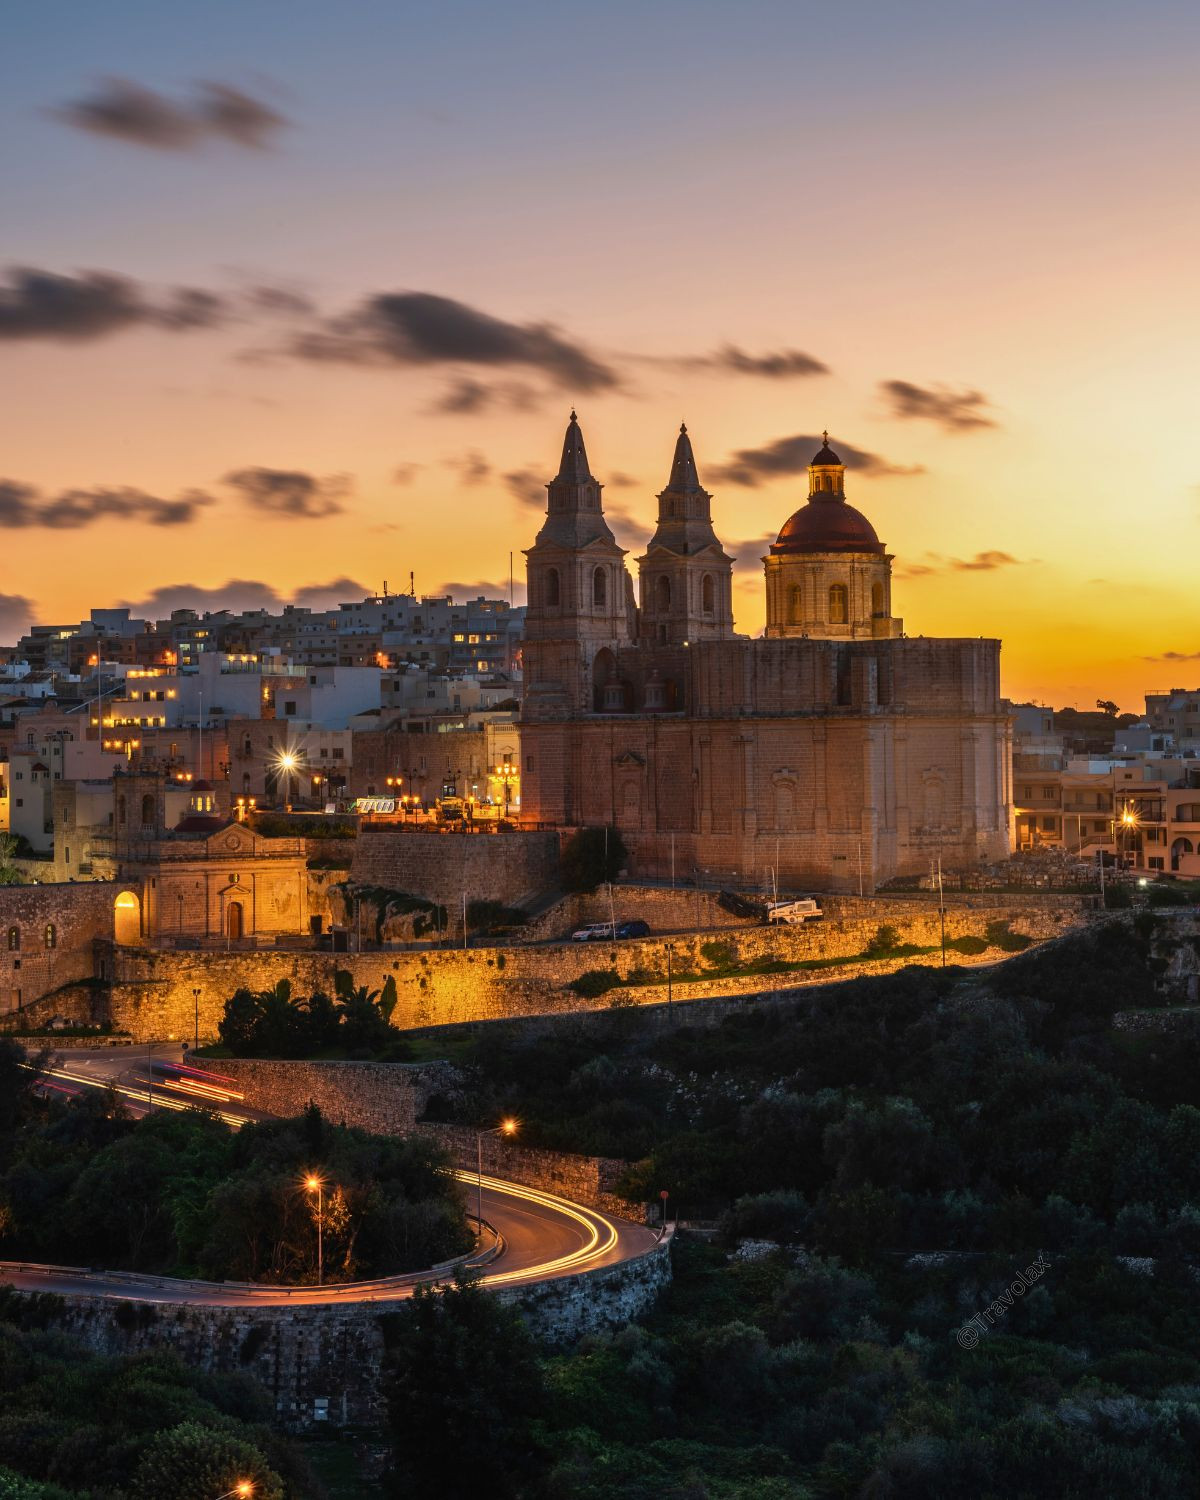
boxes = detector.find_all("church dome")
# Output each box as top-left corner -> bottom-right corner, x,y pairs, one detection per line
771,497 -> 885,555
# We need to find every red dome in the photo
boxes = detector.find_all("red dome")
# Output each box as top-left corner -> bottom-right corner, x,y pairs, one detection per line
770,496 -> 885,555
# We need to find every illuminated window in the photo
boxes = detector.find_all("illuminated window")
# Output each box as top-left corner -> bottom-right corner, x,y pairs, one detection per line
44,923 -> 56,950
6,927 -> 18,952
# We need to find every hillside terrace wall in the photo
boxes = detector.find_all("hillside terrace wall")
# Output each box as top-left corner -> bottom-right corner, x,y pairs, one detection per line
516,885 -> 1090,943
104,902 -> 1080,1043
11,1234 -> 672,1430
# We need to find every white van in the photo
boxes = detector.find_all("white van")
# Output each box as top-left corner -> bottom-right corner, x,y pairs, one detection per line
766,898 -> 823,925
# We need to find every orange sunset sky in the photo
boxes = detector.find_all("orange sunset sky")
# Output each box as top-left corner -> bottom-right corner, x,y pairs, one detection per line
2,1 -> 1198,711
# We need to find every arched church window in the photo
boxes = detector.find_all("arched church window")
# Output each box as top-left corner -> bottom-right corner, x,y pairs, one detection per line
117,795 -> 126,825
702,574 -> 715,614
829,584 -> 848,624
593,567 -> 607,608
545,568 -> 560,608
871,582 -> 885,617
141,794 -> 155,827
655,576 -> 671,613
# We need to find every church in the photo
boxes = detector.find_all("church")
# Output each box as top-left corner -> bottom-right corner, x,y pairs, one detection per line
519,413 -> 1012,890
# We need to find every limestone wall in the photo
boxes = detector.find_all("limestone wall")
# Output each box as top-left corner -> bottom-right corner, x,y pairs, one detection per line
349,827 -> 559,906
0,881 -> 137,1021
7,1234 -> 672,1428
211,1059 -> 641,1221
105,901 -> 1081,1042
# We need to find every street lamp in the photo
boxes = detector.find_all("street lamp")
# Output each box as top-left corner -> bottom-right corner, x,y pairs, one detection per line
475,1119 -> 518,1236
192,986 -> 201,1051
304,1173 -> 325,1285
274,748 -> 300,810
494,757 -> 518,818
214,1484 -> 254,1500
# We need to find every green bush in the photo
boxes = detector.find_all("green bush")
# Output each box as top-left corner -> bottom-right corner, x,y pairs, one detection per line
570,969 -> 623,999
866,923 -> 902,957
947,934 -> 989,956
985,919 -> 1034,952
700,939 -> 737,968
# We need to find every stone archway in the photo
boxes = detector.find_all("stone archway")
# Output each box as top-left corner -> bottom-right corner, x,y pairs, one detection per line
113,891 -> 141,946
227,900 -> 245,942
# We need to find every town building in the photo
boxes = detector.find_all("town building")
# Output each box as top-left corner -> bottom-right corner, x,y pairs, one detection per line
519,414 -> 1012,890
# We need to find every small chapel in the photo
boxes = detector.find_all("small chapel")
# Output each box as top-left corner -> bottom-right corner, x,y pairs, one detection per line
518,413 -> 1012,890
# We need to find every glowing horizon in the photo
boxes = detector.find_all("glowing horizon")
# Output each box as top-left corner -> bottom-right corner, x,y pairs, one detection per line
3,1 -> 1198,713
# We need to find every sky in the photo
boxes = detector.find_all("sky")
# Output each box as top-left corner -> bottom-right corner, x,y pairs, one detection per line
1,0 -> 1198,710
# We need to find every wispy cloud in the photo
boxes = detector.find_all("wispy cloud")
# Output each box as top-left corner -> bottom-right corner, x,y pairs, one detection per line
0,593 -> 34,642
0,479 -> 213,528
444,450 -> 492,486
1143,649 -> 1200,662
0,266 -> 228,342
121,577 -> 368,617
222,467 -> 349,519
285,289 -> 619,392
896,549 -> 1033,578
650,344 -> 829,379
880,379 -> 997,431
709,434 -> 924,487
52,77 -> 287,152
431,376 -> 541,414
504,467 -> 545,506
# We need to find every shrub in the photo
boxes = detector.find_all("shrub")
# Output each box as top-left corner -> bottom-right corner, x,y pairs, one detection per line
866,924 -> 902,958
570,969 -> 623,999
700,939 -> 736,969
985,920 -> 1034,952
947,934 -> 989,956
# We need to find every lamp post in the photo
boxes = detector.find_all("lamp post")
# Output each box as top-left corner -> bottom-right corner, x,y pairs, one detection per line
214,1483 -> 254,1499
475,1119 -> 518,1237
304,1173 -> 325,1285
192,986 -> 200,1050
665,941 -> 675,1018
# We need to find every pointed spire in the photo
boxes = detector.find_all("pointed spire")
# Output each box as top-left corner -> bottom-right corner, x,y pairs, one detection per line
665,420 -> 705,494
556,409 -> 593,483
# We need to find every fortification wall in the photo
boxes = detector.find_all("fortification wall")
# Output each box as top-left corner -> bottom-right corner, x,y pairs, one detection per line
7,1234 -> 672,1429
0,881 -> 136,1022
106,901 -> 1081,1042
349,828 -> 559,906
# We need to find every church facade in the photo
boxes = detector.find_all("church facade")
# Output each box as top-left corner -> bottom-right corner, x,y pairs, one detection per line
519,414 -> 1012,891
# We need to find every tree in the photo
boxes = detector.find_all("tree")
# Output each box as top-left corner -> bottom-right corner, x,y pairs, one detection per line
0,836 -> 23,888
130,1420 -> 283,1500
1096,698 -> 1120,717
560,825 -> 627,893
384,1277 -> 546,1498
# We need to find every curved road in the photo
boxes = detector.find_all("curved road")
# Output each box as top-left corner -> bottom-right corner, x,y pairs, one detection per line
8,1045 -> 659,1307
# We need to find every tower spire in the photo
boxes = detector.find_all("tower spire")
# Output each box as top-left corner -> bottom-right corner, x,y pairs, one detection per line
556,409 -> 592,483
665,421 -> 704,494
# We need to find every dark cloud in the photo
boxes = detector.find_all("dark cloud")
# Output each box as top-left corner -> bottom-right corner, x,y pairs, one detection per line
52,77 -> 287,151
0,266 -> 228,342
1144,649 -> 1200,662
666,344 -> 829,378
608,471 -> 637,489
121,577 -> 369,617
243,284 -> 315,317
880,379 -> 997,431
0,593 -> 34,643
0,479 -> 213,528
431,376 -> 541,414
434,579 -> 527,605
708,434 -> 924,487
504,467 -> 545,507
721,530 -> 778,559
391,463 -> 423,486
222,467 -> 348,518
444,450 -> 491,486
287,290 -> 618,391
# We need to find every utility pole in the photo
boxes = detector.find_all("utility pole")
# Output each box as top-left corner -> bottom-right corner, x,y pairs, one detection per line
462,890 -> 468,951
937,857 -> 946,967
665,942 -> 674,1019
192,987 -> 200,1050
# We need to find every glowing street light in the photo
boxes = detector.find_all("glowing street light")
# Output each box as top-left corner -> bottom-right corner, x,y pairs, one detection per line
214,1484 -> 254,1499
475,1119 -> 518,1235
274,747 -> 301,809
304,1172 -> 326,1285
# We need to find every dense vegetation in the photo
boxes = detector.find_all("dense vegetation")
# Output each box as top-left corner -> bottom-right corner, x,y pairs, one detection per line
0,1047 -> 468,1282
559,825 -> 628,893
218,972 -> 405,1058
0,1296 -> 317,1499
390,916 -> 1200,1496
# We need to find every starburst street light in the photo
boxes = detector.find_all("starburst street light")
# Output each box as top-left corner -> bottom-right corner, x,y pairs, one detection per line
273,746 -> 302,809
214,1484 -> 254,1499
474,1119 -> 519,1235
304,1172 -> 326,1285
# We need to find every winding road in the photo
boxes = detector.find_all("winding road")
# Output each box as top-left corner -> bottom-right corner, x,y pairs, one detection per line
6,1044 -> 658,1306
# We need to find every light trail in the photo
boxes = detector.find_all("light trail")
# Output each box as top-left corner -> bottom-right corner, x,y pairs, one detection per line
452,1170 -> 620,1285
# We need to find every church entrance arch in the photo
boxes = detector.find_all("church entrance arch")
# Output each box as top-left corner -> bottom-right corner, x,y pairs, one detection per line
227,900 -> 245,942
113,891 -> 141,946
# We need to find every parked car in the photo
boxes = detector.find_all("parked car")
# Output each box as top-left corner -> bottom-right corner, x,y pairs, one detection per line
615,919 -> 651,939
570,922 -> 615,942
765,898 -> 823,925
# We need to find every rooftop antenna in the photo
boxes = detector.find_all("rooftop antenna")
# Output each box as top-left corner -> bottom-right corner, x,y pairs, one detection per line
410,570 -> 415,599
383,579 -> 388,599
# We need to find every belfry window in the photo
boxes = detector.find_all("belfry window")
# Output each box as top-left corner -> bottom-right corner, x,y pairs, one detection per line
702,574 -> 715,614
829,584 -> 848,624
593,567 -> 607,608
545,568 -> 560,608
655,575 -> 671,613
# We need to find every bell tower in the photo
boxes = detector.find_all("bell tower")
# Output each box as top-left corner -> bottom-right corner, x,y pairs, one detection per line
522,411 -> 635,719
636,424 -> 734,644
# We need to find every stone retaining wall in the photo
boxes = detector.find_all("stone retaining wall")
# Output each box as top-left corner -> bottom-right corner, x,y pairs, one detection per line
105,902 -> 1081,1042
6,1233 -> 672,1429
349,828 -> 560,907
0,881 -> 137,1024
